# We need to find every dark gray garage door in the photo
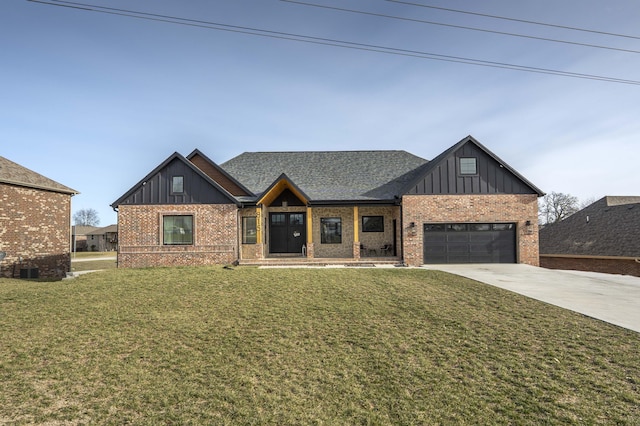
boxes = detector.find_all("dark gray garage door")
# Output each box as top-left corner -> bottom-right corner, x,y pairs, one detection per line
423,223 -> 516,264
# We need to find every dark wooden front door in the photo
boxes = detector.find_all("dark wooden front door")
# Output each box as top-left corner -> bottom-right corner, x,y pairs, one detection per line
269,212 -> 306,254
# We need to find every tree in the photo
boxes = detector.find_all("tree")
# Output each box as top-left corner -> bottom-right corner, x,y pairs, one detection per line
74,208 -> 100,227
538,192 -> 579,225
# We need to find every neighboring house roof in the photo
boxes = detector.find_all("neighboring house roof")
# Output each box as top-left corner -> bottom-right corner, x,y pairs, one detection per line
220,150 -> 428,202
73,225 -> 100,236
0,156 -> 78,195
86,224 -> 118,236
540,196 -> 640,258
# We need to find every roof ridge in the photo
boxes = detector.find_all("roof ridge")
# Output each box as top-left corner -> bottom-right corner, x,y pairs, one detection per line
236,149 -> 417,154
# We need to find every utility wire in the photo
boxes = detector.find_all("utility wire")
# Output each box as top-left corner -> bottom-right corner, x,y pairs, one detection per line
387,0 -> 640,41
282,0 -> 640,55
27,0 -> 640,85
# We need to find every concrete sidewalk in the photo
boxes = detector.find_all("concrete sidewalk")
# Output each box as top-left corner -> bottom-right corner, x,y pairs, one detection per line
423,264 -> 640,333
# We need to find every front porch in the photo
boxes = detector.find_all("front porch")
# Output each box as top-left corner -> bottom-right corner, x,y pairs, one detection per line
240,204 -> 402,263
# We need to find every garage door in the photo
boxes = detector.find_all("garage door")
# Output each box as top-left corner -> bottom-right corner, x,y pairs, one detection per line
423,223 -> 516,264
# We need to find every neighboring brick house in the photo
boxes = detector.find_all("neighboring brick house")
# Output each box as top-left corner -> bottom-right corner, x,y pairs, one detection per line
112,136 -> 543,268
540,196 -> 640,277
0,156 -> 78,279
85,224 -> 118,252
72,225 -> 99,252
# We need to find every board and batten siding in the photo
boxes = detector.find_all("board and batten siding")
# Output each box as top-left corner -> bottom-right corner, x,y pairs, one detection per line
406,143 -> 536,195
117,157 -> 235,205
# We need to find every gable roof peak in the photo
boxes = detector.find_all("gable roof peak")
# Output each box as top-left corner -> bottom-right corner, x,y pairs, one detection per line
111,151 -> 240,208
186,149 -> 253,196
400,135 -> 544,196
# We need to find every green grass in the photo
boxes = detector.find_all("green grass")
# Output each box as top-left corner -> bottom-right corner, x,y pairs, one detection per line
71,252 -> 117,272
1,267 -> 638,424
71,252 -> 116,259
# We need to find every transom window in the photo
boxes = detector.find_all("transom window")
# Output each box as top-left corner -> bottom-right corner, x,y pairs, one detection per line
321,217 -> 342,244
163,215 -> 193,245
459,157 -> 477,175
171,176 -> 184,194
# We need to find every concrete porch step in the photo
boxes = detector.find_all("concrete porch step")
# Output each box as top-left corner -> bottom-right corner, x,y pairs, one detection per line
238,257 -> 403,267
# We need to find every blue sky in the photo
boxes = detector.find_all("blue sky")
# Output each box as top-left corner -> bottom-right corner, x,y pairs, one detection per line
2,0 -> 639,225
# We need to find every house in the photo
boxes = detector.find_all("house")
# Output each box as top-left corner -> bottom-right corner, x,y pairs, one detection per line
0,156 -> 78,279
540,196 -> 640,277
85,224 -> 118,252
111,136 -> 543,268
72,225 -> 99,252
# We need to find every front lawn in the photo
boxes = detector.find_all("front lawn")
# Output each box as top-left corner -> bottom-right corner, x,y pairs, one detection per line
1,267 -> 638,424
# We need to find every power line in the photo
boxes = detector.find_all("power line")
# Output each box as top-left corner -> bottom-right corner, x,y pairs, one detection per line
281,0 -> 640,55
386,0 -> 640,41
27,0 -> 640,85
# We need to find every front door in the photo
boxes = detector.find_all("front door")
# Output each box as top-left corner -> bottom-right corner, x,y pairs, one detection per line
269,212 -> 306,254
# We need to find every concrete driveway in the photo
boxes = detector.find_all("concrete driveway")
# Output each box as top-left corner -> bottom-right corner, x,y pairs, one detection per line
422,264 -> 640,333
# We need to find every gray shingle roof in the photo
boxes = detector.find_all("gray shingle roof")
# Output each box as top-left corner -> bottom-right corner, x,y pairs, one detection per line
86,224 -> 118,235
220,151 -> 428,202
539,196 -> 640,257
0,156 -> 78,195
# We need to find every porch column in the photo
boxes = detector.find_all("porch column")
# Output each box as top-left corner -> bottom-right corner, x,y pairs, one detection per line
255,206 -> 264,259
353,206 -> 360,259
256,207 -> 262,244
306,206 -> 314,258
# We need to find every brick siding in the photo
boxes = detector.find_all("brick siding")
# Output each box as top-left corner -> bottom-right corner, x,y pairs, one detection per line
0,183 -> 72,279
312,207 -> 354,258
117,204 -> 237,268
239,207 -> 264,260
541,255 -> 640,277
402,194 -> 540,267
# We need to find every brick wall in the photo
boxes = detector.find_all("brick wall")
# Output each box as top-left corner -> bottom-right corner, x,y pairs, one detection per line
117,204 -> 238,268
239,207 -> 264,260
402,194 -> 540,267
0,183 -> 72,279
358,206 -> 400,257
312,207 -> 354,258
541,255 -> 640,277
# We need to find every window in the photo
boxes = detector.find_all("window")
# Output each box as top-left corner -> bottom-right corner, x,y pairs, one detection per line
271,213 -> 286,226
362,216 -> 384,232
424,224 -> 445,232
171,176 -> 184,194
290,213 -> 304,226
470,223 -> 491,231
242,216 -> 257,244
459,158 -> 477,175
163,215 -> 193,245
321,217 -> 342,244
493,223 -> 514,231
